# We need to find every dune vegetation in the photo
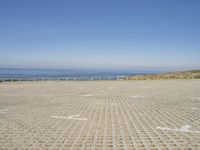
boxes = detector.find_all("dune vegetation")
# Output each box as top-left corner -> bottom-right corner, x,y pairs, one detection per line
129,70 -> 200,80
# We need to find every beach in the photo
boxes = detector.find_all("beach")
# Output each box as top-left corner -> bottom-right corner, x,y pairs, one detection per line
0,80 -> 200,149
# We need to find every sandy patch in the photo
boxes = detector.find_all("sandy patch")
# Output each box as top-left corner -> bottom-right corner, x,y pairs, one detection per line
81,94 -> 92,97
0,108 -> 9,114
52,115 -> 87,121
191,97 -> 200,100
131,95 -> 145,98
157,125 -> 200,134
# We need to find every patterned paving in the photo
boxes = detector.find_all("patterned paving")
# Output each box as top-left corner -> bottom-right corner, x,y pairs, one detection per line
0,80 -> 200,149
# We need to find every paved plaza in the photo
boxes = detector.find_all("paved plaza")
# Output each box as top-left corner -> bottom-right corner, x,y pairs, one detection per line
0,80 -> 200,149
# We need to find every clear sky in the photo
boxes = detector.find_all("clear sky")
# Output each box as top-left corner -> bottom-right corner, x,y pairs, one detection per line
0,0 -> 200,71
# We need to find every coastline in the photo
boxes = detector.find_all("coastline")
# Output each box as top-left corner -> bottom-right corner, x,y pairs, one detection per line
0,69 -> 200,82
129,70 -> 200,80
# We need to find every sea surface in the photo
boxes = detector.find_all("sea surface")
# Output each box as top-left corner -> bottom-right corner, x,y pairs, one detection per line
0,68 -> 158,81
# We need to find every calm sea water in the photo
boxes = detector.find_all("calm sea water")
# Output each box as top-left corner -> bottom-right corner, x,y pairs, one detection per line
0,68 -> 158,80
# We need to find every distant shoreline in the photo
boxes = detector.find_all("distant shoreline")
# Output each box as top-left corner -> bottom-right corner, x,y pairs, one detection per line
0,69 -> 199,82
0,68 -> 156,82
128,70 -> 200,80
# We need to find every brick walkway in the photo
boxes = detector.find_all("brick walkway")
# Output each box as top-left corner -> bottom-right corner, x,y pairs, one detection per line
0,80 -> 200,149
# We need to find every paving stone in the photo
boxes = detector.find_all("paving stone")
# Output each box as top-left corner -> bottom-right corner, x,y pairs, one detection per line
0,80 -> 200,149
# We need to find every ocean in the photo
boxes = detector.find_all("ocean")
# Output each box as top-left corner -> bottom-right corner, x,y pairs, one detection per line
0,68 -> 158,81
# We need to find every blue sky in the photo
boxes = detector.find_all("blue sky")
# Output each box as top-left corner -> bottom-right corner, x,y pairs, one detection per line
0,0 -> 200,71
